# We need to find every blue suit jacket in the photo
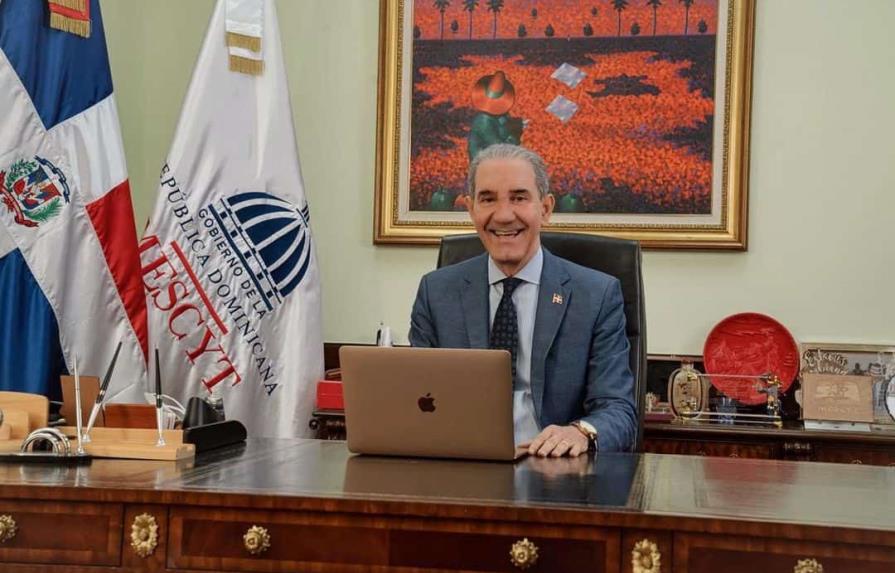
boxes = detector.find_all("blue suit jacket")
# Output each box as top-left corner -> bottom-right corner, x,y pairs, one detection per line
409,248 -> 636,452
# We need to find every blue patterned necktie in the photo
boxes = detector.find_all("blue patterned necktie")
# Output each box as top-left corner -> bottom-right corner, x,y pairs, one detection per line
489,277 -> 523,384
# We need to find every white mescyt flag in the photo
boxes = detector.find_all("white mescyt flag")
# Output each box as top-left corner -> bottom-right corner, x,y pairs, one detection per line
141,0 -> 323,437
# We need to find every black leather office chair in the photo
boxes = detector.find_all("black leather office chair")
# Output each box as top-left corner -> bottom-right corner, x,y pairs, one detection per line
437,232 -> 647,452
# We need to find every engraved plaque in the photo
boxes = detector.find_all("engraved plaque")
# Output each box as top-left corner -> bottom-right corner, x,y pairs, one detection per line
801,373 -> 874,423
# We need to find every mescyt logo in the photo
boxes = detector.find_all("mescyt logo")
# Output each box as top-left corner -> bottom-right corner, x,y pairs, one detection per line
205,191 -> 312,312
0,157 -> 70,228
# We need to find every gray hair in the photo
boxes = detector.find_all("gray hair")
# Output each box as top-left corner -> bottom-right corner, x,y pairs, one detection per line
466,144 -> 550,198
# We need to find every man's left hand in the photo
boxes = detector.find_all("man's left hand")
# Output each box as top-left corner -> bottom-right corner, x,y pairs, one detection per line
521,425 -> 589,458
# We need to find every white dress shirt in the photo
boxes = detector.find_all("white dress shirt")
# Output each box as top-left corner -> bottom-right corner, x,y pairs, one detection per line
488,247 -> 543,445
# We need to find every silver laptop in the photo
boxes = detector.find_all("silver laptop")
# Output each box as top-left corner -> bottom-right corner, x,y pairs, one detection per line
340,346 -> 526,461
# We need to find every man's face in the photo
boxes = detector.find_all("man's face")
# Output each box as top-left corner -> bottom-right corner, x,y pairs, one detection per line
468,157 -> 554,276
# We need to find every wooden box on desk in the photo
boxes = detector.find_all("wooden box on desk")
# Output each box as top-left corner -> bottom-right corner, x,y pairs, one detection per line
102,403 -> 158,428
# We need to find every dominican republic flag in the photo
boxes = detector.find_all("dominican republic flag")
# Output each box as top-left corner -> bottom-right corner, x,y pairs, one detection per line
0,0 -> 148,401
142,0 -> 324,437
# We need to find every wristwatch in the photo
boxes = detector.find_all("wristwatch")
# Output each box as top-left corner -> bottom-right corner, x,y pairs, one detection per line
570,420 -> 598,453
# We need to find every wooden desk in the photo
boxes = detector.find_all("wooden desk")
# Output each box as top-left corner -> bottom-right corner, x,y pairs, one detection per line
0,439 -> 893,572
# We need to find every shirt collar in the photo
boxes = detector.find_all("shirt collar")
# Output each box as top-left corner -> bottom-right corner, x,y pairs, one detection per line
488,246 -> 543,287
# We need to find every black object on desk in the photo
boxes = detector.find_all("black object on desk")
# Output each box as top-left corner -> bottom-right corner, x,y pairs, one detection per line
182,396 -> 223,429
184,420 -> 247,454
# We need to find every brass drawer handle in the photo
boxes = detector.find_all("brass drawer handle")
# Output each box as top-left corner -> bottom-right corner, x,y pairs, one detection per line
509,538 -> 538,570
850,459 -> 863,464
632,538 -> 661,573
794,557 -> 823,573
0,515 -> 16,543
130,513 -> 159,558
243,525 -> 271,555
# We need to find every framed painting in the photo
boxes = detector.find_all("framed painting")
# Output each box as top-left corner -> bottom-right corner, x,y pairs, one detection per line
374,0 -> 755,249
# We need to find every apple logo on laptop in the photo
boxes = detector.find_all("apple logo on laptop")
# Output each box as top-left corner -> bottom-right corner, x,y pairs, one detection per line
418,393 -> 436,413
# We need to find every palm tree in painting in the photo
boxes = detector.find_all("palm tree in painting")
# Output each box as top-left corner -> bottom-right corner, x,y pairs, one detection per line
486,0 -> 504,39
646,0 -> 662,36
434,0 -> 451,40
612,0 -> 629,38
463,0 -> 479,39
680,0 -> 694,35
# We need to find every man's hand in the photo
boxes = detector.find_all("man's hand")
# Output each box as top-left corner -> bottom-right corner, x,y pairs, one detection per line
520,424 -> 589,458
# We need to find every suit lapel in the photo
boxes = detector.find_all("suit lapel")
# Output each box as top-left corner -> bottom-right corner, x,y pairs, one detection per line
531,249 -> 571,420
460,255 -> 490,349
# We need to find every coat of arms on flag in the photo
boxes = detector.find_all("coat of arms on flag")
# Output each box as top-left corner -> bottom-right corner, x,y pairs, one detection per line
0,157 -> 70,228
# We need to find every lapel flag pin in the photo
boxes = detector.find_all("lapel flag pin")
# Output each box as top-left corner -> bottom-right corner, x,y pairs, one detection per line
552,293 -> 563,304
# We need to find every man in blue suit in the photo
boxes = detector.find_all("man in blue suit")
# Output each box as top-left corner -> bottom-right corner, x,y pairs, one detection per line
410,144 -> 636,456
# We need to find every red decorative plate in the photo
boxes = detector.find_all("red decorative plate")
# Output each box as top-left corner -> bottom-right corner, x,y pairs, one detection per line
703,313 -> 799,405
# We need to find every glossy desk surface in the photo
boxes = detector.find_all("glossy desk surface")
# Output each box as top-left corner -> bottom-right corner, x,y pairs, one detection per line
1,439 -> 893,534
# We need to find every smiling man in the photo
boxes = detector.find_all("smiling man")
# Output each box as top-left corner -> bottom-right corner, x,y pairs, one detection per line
409,144 -> 636,456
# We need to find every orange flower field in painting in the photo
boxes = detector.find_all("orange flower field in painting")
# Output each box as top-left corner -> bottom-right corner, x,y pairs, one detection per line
416,0 -> 718,41
409,0 -> 719,215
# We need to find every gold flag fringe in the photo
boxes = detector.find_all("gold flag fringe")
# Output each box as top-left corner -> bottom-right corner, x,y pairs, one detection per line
226,32 -> 261,53
50,0 -> 86,12
49,12 -> 90,38
229,55 -> 264,76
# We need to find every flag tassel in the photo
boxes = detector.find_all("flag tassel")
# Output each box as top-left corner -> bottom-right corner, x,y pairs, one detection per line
229,55 -> 264,76
226,32 -> 261,53
49,11 -> 91,38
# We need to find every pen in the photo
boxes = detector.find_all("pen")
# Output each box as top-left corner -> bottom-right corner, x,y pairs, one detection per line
154,348 -> 166,447
83,341 -> 122,442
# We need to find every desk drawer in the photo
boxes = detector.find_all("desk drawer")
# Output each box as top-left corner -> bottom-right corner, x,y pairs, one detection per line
169,506 -> 619,572
169,506 -> 389,571
812,445 -> 895,467
0,499 -> 122,566
675,533 -> 895,573
389,526 -> 618,572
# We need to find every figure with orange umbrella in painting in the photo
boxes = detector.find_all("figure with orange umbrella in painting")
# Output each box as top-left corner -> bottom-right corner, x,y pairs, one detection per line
467,70 -> 524,161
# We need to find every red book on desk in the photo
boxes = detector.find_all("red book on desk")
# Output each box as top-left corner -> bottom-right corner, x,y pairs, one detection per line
316,380 -> 344,410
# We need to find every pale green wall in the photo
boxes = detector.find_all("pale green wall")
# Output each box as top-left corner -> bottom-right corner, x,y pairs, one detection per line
104,1 -> 895,354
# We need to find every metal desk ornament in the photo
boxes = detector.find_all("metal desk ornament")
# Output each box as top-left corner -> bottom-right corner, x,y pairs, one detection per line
0,355 -> 92,465
668,362 -> 783,427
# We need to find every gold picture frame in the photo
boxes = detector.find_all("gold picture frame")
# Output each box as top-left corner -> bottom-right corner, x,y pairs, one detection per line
374,0 -> 755,249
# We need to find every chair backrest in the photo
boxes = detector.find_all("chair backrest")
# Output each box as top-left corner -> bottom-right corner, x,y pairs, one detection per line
437,231 -> 647,451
